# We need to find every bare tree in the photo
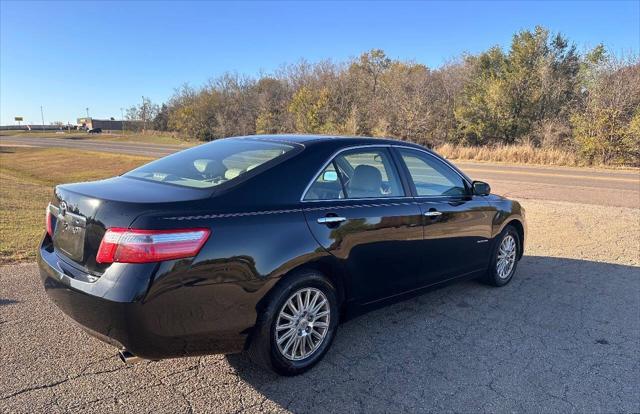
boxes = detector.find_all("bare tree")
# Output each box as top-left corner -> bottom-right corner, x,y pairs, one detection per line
126,96 -> 159,133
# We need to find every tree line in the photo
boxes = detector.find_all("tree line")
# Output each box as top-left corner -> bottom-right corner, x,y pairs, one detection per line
125,26 -> 639,166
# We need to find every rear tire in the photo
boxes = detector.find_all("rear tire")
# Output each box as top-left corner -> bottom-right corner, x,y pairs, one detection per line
483,225 -> 520,287
247,270 -> 339,376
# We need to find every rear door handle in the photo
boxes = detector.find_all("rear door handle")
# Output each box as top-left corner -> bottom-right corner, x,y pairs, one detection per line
317,216 -> 347,224
424,211 -> 442,217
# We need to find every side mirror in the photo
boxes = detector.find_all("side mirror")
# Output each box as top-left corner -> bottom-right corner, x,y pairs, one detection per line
472,181 -> 491,196
322,171 -> 338,182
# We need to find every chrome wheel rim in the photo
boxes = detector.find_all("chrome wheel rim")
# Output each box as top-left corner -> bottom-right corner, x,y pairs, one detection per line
497,234 -> 517,279
275,288 -> 330,361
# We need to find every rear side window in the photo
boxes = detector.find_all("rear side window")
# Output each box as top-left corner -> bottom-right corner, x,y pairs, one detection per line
125,139 -> 294,189
399,149 -> 467,196
305,148 -> 404,200
304,161 -> 344,200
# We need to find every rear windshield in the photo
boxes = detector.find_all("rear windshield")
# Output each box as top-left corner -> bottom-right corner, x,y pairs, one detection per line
125,139 -> 294,189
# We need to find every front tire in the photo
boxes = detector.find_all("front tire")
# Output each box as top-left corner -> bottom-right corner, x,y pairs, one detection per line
248,271 -> 339,376
483,225 -> 520,287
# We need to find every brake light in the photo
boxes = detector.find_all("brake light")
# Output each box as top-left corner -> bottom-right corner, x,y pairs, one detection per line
46,207 -> 53,237
96,228 -> 211,264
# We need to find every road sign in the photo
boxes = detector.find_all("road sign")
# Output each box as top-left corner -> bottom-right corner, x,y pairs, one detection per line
14,116 -> 23,121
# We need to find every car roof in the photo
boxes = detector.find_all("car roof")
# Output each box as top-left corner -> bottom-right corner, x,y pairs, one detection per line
243,134 -> 473,184
240,134 -> 428,149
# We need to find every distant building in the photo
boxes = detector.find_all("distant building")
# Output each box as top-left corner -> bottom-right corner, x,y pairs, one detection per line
77,117 -> 123,130
76,117 -> 146,131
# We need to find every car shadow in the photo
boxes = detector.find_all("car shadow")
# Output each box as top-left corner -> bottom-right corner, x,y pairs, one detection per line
226,255 -> 640,412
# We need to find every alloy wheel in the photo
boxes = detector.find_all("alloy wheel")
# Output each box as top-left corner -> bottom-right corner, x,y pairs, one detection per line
496,234 -> 517,279
274,288 -> 330,361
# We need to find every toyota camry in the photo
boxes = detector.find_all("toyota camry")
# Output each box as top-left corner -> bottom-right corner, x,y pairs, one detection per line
38,135 -> 526,375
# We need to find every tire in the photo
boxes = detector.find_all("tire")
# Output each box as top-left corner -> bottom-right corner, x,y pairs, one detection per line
483,225 -> 521,287
247,270 -> 339,376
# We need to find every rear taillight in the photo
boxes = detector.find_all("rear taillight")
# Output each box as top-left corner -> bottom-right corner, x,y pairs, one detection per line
96,228 -> 211,264
46,207 -> 53,237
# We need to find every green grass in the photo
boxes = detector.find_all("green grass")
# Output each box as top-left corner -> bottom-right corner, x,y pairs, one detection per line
0,146 -> 153,263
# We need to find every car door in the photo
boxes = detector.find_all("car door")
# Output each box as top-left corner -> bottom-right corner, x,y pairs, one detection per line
302,146 -> 423,304
395,147 -> 496,285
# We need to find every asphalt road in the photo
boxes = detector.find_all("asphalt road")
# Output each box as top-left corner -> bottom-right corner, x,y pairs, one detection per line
459,162 -> 640,209
2,135 -> 638,208
1,199 -> 639,413
0,135 -> 184,158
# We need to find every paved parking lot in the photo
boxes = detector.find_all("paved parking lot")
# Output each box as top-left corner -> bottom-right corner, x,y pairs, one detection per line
1,199 -> 639,413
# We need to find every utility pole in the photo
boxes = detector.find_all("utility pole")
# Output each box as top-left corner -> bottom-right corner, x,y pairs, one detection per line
40,106 -> 45,131
86,107 -> 90,118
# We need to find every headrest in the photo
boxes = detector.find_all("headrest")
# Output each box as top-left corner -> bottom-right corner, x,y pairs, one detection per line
193,159 -> 226,179
349,165 -> 382,197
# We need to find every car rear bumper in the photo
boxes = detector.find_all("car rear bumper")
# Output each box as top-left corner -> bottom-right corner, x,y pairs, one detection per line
38,239 -> 251,360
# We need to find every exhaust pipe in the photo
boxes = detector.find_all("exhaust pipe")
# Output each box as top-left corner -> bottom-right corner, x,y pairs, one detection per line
118,349 -> 141,364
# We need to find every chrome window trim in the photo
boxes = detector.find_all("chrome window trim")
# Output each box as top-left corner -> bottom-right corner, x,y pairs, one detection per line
302,195 -> 416,203
300,143 -> 472,203
300,144 -> 401,202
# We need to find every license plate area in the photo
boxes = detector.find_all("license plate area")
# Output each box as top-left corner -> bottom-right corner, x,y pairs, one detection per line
51,204 -> 87,262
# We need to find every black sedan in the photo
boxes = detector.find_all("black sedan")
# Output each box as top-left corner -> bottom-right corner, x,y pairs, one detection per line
38,135 -> 525,375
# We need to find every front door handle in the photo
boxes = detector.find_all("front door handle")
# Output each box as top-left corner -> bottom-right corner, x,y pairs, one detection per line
317,216 -> 347,224
424,211 -> 443,217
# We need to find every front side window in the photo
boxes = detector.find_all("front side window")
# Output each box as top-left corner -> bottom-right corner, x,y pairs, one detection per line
399,149 -> 467,196
305,148 -> 404,200
125,139 -> 294,189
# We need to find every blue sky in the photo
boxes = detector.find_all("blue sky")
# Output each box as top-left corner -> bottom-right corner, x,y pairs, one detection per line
1,1 -> 638,125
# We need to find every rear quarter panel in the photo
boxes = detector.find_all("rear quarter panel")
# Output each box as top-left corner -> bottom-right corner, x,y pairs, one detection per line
129,206 -> 329,348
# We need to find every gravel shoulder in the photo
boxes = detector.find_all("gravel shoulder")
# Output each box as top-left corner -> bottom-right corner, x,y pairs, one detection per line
1,199 -> 639,413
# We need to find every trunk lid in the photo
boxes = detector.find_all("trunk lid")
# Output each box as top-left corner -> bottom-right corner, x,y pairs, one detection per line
50,176 -> 211,274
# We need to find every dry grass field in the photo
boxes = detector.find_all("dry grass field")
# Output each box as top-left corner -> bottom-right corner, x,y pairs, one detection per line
0,146 -> 152,263
436,143 -> 583,166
